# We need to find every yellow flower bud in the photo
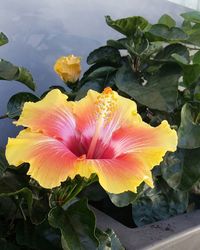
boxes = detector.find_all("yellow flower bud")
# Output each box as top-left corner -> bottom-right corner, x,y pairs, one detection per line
54,55 -> 81,83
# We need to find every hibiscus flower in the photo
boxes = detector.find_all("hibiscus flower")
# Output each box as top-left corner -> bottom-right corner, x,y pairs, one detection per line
6,87 -> 177,194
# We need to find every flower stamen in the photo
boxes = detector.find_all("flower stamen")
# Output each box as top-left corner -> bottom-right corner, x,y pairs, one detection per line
87,87 -> 116,158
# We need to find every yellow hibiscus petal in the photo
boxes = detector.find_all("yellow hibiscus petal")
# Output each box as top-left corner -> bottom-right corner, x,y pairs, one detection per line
111,120 -> 177,181
5,129 -> 79,189
15,89 -> 76,142
86,154 -> 153,194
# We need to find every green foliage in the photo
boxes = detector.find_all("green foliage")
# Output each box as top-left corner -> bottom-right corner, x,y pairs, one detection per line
147,24 -> 188,42
162,148 -> 200,191
78,11 -> 200,228
97,228 -> 125,250
181,11 -> 200,24
0,59 -> 36,90
16,220 -> 62,250
0,32 -> 36,90
87,46 -> 121,65
0,32 -> 8,46
158,14 -> 176,28
132,180 -> 188,226
115,62 -> 180,112
107,183 -> 144,207
105,16 -> 148,36
7,92 -> 39,118
48,199 -> 98,250
178,103 -> 200,148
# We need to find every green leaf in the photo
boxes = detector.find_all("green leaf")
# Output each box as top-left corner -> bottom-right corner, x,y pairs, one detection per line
16,220 -> 62,250
181,11 -> 200,24
105,16 -> 148,36
146,24 -> 188,42
194,83 -> 200,101
181,20 -> 193,32
115,63 -> 180,112
132,180 -> 188,226
16,67 -> 36,91
31,190 -> 50,225
161,151 -> 184,189
79,182 -> 107,202
105,229 -> 124,250
75,81 -> 103,101
158,14 -> 176,28
107,38 -> 128,50
0,149 -> 9,177
171,54 -> 200,85
0,32 -> 8,46
0,59 -> 18,79
87,46 -> 121,65
178,103 -> 200,149
0,187 -> 33,215
96,228 -> 124,250
108,191 -> 137,207
48,199 -> 98,250
193,50 -> 200,64
162,148 -> 200,191
0,59 -> 36,90
7,92 -> 39,119
155,44 -> 190,63
85,66 -> 117,81
0,168 -> 29,194
183,64 -> 200,85
108,183 -> 144,207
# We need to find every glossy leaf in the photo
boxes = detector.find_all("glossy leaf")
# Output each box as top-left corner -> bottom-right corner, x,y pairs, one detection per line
105,15 -> 148,36
171,54 -> 200,85
0,187 -> 33,215
16,67 -> 36,91
162,148 -> 200,191
0,169 -> 29,194
48,199 -> 98,250
7,92 -> 39,119
87,46 -> 121,65
194,83 -> 200,101
108,183 -> 144,207
193,50 -> 200,64
108,191 -> 137,208
0,59 -> 36,90
147,24 -> 188,41
155,43 -> 190,63
85,66 -> 116,81
75,81 -> 103,101
132,180 -> 188,226
0,149 -> 9,177
107,38 -> 128,50
115,63 -> 180,112
158,14 -> 176,28
181,11 -> 200,24
96,228 -> 124,250
178,103 -> 200,149
0,32 -> 8,46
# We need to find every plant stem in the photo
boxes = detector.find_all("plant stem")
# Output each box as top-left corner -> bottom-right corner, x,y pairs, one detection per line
0,114 -> 8,119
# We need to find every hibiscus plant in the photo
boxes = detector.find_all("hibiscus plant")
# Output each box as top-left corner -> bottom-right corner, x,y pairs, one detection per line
0,10 -> 200,250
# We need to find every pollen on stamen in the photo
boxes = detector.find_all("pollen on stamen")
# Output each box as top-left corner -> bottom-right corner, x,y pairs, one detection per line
95,87 -> 117,126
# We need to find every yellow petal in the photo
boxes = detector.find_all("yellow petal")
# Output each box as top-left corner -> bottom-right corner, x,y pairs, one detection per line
15,89 -> 76,142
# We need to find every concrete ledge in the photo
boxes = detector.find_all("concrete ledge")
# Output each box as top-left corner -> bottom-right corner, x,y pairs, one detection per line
94,208 -> 200,250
